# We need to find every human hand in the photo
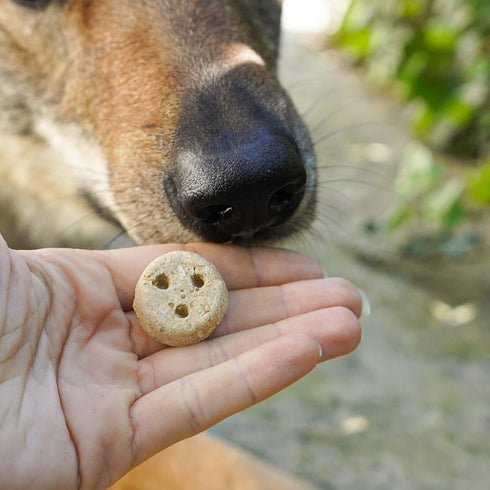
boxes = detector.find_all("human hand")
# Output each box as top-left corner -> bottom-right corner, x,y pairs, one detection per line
0,236 -> 363,489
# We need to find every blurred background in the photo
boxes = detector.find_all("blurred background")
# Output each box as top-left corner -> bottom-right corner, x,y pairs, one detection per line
212,1 -> 490,489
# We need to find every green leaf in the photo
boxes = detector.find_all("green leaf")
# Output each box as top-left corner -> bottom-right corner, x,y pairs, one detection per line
423,178 -> 466,228
336,28 -> 373,60
397,0 -> 424,20
423,21 -> 459,52
468,160 -> 490,204
384,205 -> 412,230
412,102 -> 436,135
441,200 -> 466,229
444,98 -> 474,126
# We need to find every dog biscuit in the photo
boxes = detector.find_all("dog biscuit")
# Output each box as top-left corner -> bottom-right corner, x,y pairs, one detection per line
133,251 -> 228,346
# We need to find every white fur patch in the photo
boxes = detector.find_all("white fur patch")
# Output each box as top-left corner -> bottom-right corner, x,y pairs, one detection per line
34,118 -> 119,216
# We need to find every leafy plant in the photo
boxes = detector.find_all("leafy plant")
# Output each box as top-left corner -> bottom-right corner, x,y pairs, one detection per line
333,0 -> 490,159
467,158 -> 490,204
382,142 -> 466,231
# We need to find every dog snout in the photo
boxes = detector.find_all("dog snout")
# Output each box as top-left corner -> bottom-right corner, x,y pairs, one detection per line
166,128 -> 307,243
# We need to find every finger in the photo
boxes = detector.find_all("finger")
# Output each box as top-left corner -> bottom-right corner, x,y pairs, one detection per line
102,244 -> 323,310
130,333 -> 321,466
216,276 -> 363,337
137,306 -> 361,393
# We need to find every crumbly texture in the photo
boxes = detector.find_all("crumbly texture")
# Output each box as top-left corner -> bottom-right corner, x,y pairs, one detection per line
133,251 -> 229,347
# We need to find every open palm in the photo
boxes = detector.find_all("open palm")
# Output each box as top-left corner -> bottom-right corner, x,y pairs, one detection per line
0,237 -> 362,490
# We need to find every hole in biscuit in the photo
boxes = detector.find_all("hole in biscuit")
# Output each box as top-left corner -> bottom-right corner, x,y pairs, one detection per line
175,304 -> 189,318
191,273 -> 205,288
153,273 -> 169,290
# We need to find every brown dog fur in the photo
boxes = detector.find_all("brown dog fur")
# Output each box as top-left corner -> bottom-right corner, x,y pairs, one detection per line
108,434 -> 315,490
0,0 -> 315,245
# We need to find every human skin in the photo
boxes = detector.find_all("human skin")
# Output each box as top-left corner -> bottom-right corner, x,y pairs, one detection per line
0,236 -> 362,490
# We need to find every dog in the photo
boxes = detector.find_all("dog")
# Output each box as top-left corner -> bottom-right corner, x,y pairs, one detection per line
0,0 -> 317,487
0,0 -> 316,247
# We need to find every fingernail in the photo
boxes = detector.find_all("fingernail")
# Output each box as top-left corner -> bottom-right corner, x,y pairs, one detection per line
321,266 -> 328,278
359,289 -> 372,317
316,340 -> 323,359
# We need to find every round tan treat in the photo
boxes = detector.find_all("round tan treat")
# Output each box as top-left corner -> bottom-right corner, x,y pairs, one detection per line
133,251 -> 229,347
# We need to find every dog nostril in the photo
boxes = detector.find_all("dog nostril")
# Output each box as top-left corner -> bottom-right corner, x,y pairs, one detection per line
191,204 -> 235,225
209,205 -> 234,224
268,177 -> 306,224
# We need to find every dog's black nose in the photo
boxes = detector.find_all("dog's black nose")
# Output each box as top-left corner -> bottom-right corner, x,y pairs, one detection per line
167,128 -> 306,242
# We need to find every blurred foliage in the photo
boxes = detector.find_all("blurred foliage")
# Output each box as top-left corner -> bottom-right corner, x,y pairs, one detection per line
368,142 -> 489,255
333,0 -> 489,239
382,142 -> 466,231
468,158 -> 490,204
333,0 -> 490,160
